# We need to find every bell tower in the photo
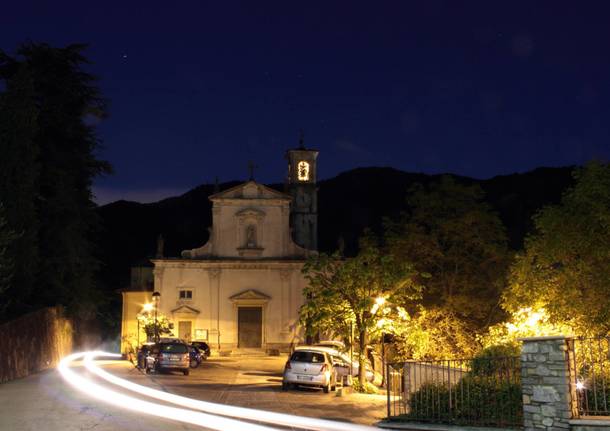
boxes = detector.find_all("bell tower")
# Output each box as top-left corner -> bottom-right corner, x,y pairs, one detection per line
286,135 -> 318,251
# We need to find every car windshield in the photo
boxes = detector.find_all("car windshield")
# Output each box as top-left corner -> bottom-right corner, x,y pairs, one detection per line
159,343 -> 188,353
290,351 -> 325,363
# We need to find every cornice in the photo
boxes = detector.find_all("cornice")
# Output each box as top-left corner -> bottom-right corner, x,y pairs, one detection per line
152,259 -> 305,270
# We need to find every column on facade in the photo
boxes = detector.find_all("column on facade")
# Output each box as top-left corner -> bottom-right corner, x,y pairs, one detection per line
207,268 -> 221,350
211,206 -> 220,255
279,268 -> 292,339
153,267 -> 164,292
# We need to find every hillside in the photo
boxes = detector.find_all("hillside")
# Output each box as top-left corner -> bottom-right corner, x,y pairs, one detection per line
97,166 -> 574,291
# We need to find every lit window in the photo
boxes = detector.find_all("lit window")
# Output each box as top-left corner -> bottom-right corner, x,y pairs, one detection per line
179,290 -> 193,300
297,161 -> 310,181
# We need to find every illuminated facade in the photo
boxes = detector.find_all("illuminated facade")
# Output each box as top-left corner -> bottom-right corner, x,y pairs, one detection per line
121,145 -> 319,354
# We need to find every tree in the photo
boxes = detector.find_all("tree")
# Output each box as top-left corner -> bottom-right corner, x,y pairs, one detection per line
0,43 -> 112,320
385,176 -> 510,357
301,233 -> 421,385
0,203 -> 19,317
0,62 -> 39,318
504,162 -> 610,335
137,312 -> 174,341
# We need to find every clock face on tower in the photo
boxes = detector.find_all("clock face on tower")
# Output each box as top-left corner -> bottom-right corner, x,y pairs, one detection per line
297,161 -> 310,181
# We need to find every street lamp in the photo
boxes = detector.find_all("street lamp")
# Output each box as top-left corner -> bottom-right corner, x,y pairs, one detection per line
374,296 -> 390,388
152,292 -> 161,342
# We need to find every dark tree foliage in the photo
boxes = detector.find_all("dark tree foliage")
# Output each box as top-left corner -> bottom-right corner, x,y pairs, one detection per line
0,43 -> 111,321
505,162 -> 610,335
0,64 -> 39,316
386,176 -> 510,341
0,203 -> 20,315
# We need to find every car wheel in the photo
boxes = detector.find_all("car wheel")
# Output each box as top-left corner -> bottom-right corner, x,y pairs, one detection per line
183,369 -> 190,376
190,359 -> 199,368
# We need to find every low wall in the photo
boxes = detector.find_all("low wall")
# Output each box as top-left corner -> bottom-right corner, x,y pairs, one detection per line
0,307 -> 73,383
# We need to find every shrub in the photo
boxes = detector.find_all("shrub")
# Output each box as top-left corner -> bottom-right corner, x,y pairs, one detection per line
352,380 -> 379,394
404,348 -> 522,427
470,344 -> 520,377
406,376 -> 522,427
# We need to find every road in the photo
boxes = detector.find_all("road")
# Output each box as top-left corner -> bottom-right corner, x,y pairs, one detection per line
0,353 -> 386,430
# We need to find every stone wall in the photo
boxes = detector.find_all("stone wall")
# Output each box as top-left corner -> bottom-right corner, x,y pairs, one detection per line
0,307 -> 73,383
521,336 -> 576,431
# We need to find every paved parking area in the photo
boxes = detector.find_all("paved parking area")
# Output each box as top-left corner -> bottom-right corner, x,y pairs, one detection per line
114,354 -> 387,426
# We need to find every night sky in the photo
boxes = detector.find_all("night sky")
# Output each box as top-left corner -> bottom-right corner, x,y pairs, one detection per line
2,1 -> 609,204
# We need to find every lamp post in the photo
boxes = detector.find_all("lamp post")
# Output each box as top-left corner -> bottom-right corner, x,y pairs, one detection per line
374,296 -> 389,388
152,292 -> 161,342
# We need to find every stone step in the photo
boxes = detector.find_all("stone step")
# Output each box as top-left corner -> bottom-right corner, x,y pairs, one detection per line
226,348 -> 268,357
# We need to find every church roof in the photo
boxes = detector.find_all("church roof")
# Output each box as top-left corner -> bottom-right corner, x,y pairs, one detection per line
208,180 -> 291,201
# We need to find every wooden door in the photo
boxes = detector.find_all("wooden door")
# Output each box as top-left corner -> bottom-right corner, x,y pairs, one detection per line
178,321 -> 192,342
238,307 -> 262,348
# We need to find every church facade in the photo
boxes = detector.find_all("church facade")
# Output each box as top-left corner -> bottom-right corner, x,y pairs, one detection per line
120,145 -> 318,354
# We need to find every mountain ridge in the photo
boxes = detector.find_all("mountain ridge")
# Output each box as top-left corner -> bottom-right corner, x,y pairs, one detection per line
97,165 -> 575,290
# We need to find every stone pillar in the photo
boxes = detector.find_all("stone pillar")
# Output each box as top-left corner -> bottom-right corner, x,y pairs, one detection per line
520,336 -> 576,431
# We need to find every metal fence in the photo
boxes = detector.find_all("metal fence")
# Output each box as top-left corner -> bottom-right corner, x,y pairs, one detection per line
387,357 -> 522,428
572,337 -> 610,416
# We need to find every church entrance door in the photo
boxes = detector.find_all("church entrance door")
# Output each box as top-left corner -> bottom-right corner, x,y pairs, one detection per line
178,321 -> 192,342
238,307 -> 262,348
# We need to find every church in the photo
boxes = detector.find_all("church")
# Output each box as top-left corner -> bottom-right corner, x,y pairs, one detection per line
120,144 -> 319,354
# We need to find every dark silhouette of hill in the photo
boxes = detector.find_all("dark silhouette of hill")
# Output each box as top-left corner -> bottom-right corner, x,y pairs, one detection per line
97,166 -> 574,291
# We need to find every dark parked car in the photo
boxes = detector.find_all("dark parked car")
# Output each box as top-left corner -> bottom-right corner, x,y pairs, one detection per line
190,341 -> 210,359
137,342 -> 156,369
188,346 -> 204,368
145,340 -> 190,375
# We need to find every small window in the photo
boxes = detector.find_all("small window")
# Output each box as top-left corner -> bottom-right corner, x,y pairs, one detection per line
179,290 -> 193,300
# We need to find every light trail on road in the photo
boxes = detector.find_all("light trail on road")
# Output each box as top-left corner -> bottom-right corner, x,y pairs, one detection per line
58,352 -> 275,431
61,350 -> 377,431
83,351 -> 376,431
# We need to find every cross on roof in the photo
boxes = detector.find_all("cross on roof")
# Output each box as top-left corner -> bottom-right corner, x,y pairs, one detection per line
247,160 -> 258,180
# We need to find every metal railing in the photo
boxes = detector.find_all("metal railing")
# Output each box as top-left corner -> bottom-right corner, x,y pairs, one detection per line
572,337 -> 610,416
387,357 -> 522,428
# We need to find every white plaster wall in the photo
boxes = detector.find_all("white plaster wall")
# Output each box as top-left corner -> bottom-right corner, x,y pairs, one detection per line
213,202 -> 289,258
156,267 -> 212,339
154,264 -> 306,348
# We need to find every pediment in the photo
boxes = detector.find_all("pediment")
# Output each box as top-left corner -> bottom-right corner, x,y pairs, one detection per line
170,304 -> 200,314
229,289 -> 271,302
209,181 -> 291,201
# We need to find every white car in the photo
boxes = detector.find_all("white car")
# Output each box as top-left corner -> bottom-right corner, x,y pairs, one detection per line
282,349 -> 338,393
294,345 -> 375,382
